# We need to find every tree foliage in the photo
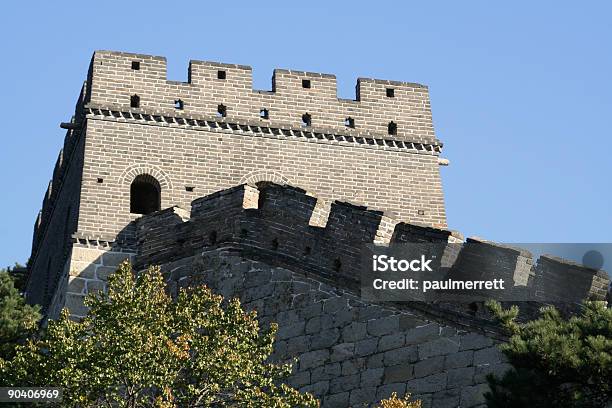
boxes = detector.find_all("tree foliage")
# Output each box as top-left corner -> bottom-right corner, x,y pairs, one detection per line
3,263 -> 28,293
485,300 -> 611,408
0,261 -> 318,408
0,268 -> 40,361
375,392 -> 421,408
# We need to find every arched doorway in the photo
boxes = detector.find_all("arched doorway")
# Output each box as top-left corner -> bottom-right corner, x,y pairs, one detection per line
130,174 -> 161,215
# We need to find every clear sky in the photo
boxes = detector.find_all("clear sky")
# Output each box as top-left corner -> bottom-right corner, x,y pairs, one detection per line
1,1 -> 610,267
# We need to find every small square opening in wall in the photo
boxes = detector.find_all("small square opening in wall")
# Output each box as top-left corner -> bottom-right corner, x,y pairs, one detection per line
260,108 -> 269,119
174,99 -> 184,110
302,79 -> 311,89
217,70 -> 226,80
185,186 -> 195,192
217,104 -> 227,117
301,113 -> 312,127
131,61 -> 140,70
345,117 -> 355,128
97,178 -> 104,184
418,209 -> 425,215
388,121 -> 397,135
130,94 -> 140,108
386,88 -> 395,97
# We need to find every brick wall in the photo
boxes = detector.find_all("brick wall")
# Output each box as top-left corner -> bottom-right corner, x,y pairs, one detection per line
77,118 -> 447,238
27,50 -> 448,312
87,51 -> 438,144
157,250 -> 509,408
58,182 -> 609,407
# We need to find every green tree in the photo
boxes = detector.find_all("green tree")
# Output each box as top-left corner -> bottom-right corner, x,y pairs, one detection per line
485,300 -> 611,408
0,261 -> 318,408
0,268 -> 40,361
3,263 -> 28,293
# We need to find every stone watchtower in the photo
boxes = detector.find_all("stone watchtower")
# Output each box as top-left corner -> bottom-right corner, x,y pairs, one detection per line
25,50 -> 448,319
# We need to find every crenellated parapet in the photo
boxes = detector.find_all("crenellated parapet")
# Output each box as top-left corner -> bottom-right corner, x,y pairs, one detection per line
133,182 -> 610,305
86,51 -> 438,144
534,255 -> 609,302
30,83 -> 89,255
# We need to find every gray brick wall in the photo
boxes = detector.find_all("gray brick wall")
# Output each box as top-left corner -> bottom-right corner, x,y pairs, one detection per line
88,51 -> 439,144
77,118 -> 446,239
27,50 -> 448,312
152,250 -> 509,408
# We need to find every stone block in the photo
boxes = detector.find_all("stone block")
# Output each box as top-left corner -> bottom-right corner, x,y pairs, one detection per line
349,386 -> 377,406
102,251 -> 132,267
360,367 -> 384,387
243,283 -> 275,302
333,307 -> 355,327
367,352 -> 385,369
323,296 -> 347,314
311,328 -> 340,349
300,380 -> 329,398
96,266 -> 118,281
287,370 -> 310,388
418,337 -> 460,359
406,372 -> 447,394
65,293 -> 88,317
244,269 -> 272,288
459,333 -> 494,351
384,364 -> 413,383
86,280 -> 106,294
270,267 -> 292,282
444,350 -> 474,369
277,321 -> 305,340
405,323 -> 440,345
300,349 -> 329,371
305,316 -> 322,334
341,358 -> 365,376
329,374 -> 360,394
67,277 -> 86,294
384,345 -> 418,365
342,322 -> 367,342
71,247 -> 104,264
367,315 -> 399,336
69,261 -> 96,279
330,342 -> 354,362
355,337 -> 378,357
413,355 -> 444,378
447,366 -> 475,388
293,292 -> 316,310
287,336 -> 310,355
433,389 -> 461,408
399,314 -> 427,330
312,363 -> 341,382
473,346 -> 505,366
323,392 -> 349,408
378,333 -> 405,352
440,326 -> 457,337
358,305 -> 390,321
299,302 -> 323,319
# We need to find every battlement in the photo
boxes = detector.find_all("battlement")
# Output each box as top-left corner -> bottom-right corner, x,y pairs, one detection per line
30,82 -> 88,256
133,183 -> 610,304
86,50 -> 437,143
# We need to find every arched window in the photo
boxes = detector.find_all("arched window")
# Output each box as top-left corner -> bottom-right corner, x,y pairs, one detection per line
130,174 -> 161,215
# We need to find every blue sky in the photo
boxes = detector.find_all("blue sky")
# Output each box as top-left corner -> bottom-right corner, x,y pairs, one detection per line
1,1 -> 611,267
